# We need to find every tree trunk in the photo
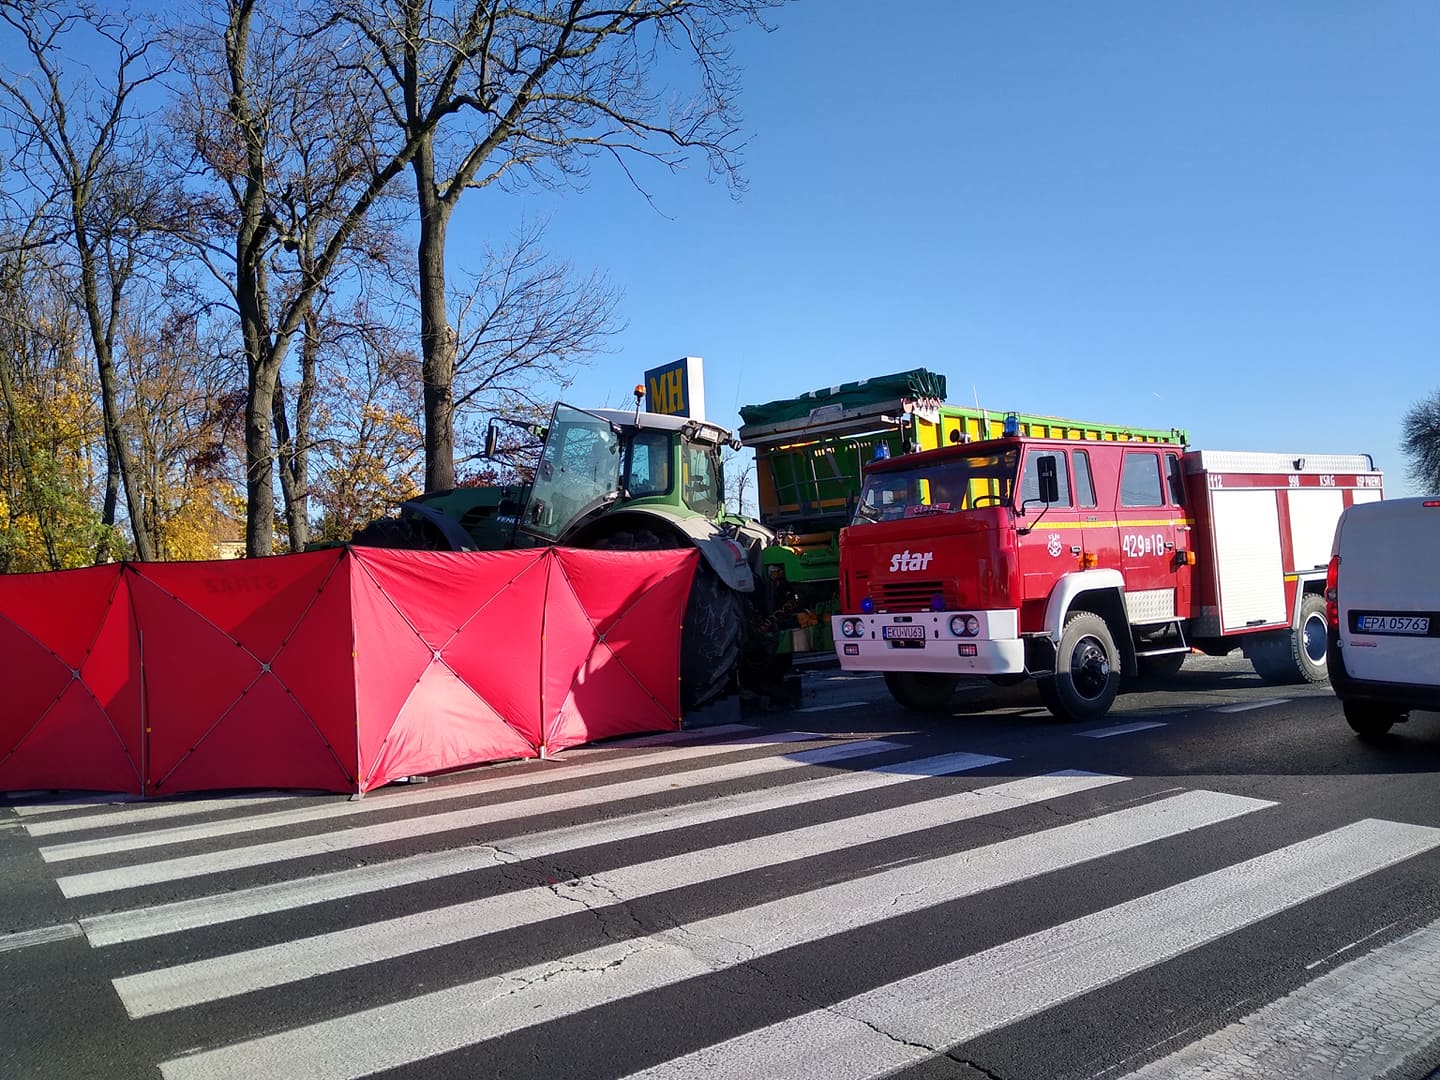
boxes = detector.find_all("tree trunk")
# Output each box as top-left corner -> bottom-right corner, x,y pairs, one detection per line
413,139 -> 456,492
75,238 -> 155,560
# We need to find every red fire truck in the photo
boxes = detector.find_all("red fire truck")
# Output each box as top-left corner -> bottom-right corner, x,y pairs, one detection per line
831,420 -> 1383,721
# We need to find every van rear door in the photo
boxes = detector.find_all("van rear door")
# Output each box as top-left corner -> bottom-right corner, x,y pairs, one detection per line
1335,499 -> 1440,684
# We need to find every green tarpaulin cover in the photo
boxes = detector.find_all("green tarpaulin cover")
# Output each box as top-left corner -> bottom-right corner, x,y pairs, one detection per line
739,368 -> 947,429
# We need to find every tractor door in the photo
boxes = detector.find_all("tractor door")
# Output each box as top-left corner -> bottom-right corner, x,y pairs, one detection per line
519,405 -> 622,541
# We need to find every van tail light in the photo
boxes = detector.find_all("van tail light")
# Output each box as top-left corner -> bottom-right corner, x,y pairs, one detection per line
1324,555 -> 1340,628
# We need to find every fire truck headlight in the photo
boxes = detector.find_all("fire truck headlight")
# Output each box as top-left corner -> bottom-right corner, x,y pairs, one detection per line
949,614 -> 980,637
841,618 -> 862,639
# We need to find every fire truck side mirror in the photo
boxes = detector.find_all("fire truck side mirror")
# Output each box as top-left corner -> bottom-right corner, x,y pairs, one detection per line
1038,455 -> 1060,505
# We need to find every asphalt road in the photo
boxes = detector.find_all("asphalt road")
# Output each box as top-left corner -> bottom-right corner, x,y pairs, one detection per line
3,654 -> 1440,1080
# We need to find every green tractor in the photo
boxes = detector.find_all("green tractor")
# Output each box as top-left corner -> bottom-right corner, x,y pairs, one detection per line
352,401 -> 776,709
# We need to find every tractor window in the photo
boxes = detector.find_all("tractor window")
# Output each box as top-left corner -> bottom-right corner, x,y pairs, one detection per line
627,431 -> 672,497
1121,451 -> 1164,508
682,443 -> 721,517
522,405 -> 620,540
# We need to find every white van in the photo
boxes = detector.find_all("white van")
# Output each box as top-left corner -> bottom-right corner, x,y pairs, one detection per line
1326,496 -> 1440,738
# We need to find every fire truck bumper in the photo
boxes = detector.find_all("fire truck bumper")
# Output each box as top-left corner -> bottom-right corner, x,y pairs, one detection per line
830,611 -> 1026,675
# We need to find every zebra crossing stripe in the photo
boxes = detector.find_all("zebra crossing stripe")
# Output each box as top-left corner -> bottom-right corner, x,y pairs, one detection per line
114,771 -> 1124,1017
154,788 -> 1270,1080
19,726 -> 762,835
56,737 -> 904,898
82,751 -> 1009,946
619,818 -> 1440,1080
1116,915 -> 1440,1079
54,738 -> 918,898
32,732 -> 822,850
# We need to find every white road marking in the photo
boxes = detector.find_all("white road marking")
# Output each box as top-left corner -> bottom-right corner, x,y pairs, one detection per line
0,922 -> 83,952
1119,916 -> 1440,1079
55,738 -> 927,898
33,732 -> 819,849
83,750 -> 1008,945
1078,721 -> 1168,738
1214,699 -> 1291,713
620,818 -> 1440,1080
116,771 -> 1122,1017
155,789 -> 1272,1080
793,701 -> 867,713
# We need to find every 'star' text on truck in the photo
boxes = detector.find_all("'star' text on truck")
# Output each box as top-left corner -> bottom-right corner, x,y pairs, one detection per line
831,425 -> 1383,721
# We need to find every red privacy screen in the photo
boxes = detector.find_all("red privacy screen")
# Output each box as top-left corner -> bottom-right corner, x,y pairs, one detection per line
0,546 -> 696,796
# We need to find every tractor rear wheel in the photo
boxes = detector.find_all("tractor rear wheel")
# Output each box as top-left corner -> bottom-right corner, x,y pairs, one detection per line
350,516 -> 445,549
592,528 -> 743,711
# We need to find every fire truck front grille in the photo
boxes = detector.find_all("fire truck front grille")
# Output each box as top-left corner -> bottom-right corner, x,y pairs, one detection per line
873,579 -> 949,612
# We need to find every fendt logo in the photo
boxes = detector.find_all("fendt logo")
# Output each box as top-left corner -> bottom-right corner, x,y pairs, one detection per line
888,550 -> 935,573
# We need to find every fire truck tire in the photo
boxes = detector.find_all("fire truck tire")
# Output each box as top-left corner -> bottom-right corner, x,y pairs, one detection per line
1038,612 -> 1120,722
883,672 -> 960,712
1342,699 -> 1405,741
1245,594 -> 1329,685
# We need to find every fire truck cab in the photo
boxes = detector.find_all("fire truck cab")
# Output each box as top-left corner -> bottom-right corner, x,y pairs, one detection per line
832,426 -> 1381,722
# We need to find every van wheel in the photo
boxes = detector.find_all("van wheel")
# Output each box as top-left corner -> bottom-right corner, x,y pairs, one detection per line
884,672 -> 960,712
1245,594 -> 1329,685
1343,700 -> 1407,741
1037,612 -> 1120,722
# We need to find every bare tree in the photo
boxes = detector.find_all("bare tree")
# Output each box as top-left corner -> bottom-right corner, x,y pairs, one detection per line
448,217 -> 621,464
1401,389 -> 1440,495
0,3 -> 171,559
322,0 -> 784,491
167,0 -> 415,555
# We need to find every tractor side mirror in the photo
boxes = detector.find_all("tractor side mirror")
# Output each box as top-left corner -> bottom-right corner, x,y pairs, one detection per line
484,421 -> 499,460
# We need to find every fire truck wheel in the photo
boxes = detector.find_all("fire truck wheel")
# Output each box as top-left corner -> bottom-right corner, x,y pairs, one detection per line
1342,699 -> 1406,741
1038,612 -> 1120,722
1245,593 -> 1330,685
883,672 -> 960,712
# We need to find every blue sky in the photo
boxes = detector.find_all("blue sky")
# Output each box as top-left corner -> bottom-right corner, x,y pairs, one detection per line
451,2 -> 1439,494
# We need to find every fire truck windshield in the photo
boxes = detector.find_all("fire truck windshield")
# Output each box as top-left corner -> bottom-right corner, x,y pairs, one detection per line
853,448 -> 1020,524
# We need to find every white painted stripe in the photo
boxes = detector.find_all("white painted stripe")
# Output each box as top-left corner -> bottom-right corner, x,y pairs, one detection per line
22,727 -> 763,835
1118,916 -> 1440,1079
82,751 -> 1009,945
0,922 -> 83,952
55,738 -> 906,897
116,771 -> 1123,1017
11,794 -> 140,816
621,818 -> 1440,1080
21,794 -> 301,832
1078,721 -> 1167,739
793,701 -> 867,713
154,789 -> 1270,1080
1214,699 -> 1290,713
33,732 -> 817,847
